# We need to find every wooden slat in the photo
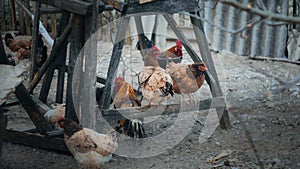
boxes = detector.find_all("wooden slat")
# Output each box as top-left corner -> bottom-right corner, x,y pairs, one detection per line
31,0 -> 92,16
126,0 -> 197,15
15,83 -> 53,133
4,129 -> 70,154
100,97 -> 225,120
39,7 -> 63,14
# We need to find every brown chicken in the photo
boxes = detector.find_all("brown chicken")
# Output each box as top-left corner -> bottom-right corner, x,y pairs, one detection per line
138,46 -> 174,106
166,62 -> 207,104
4,33 -> 31,61
136,37 -> 183,69
157,39 -> 183,69
113,77 -> 145,138
58,117 -> 118,169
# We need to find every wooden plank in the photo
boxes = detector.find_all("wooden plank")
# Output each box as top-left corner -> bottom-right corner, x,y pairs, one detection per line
66,14 -> 84,122
15,83 -> 53,133
50,14 -> 57,38
190,13 -> 231,129
25,0 -> 31,35
126,0 -> 197,15
99,16 -> 130,109
4,129 -> 70,154
31,0 -> 92,16
100,97 -> 225,120
40,7 -> 63,14
134,16 -> 148,59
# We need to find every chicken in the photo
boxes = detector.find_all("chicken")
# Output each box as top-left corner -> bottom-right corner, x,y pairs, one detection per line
44,104 -> 65,129
138,47 -> 174,106
4,33 -> 31,62
136,37 -> 183,69
58,117 -> 118,169
166,62 -> 207,104
113,77 -> 145,138
157,39 -> 183,69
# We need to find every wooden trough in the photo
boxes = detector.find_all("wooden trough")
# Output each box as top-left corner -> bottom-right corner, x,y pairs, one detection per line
2,0 -> 231,154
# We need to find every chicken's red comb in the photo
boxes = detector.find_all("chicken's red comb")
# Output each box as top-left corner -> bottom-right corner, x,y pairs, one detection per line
151,46 -> 160,52
115,76 -> 124,83
176,40 -> 182,48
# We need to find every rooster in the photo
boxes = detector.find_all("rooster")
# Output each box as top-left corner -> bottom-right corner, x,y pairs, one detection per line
166,62 -> 207,104
58,117 -> 118,169
137,37 -> 183,69
138,47 -> 174,106
113,77 -> 145,138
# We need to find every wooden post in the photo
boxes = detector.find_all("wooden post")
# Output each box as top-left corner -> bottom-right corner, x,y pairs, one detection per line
9,0 -> 16,30
134,15 -> 148,59
50,14 -> 57,38
25,0 -> 31,35
0,0 -> 6,31
30,1 -> 41,81
66,14 -> 84,123
190,12 -> 231,129
18,0 -> 24,34
99,15 -> 130,109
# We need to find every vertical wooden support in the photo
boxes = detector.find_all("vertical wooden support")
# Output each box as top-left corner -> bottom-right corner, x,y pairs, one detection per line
9,0 -> 16,30
30,1 -> 41,81
50,14 -> 57,38
0,0 -> 6,31
66,14 -> 84,122
190,12 -> 231,129
76,0 -> 98,128
18,0 -> 24,34
25,0 -> 31,35
99,15 -> 130,109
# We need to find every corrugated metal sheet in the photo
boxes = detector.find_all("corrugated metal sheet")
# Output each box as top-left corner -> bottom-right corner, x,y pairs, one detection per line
202,0 -> 288,58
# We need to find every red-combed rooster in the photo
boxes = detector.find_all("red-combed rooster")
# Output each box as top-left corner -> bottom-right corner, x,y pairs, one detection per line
166,62 -> 207,104
113,77 -> 145,138
136,37 -> 183,69
157,39 -> 183,69
138,46 -> 174,106
57,117 -> 118,169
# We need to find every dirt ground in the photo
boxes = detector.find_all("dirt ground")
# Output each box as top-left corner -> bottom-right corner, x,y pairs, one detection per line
1,41 -> 300,169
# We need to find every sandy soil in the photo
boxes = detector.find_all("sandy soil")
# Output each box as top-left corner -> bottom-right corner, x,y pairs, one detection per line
1,41 -> 300,169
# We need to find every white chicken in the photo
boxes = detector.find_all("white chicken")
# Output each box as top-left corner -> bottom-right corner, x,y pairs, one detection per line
57,117 -> 118,169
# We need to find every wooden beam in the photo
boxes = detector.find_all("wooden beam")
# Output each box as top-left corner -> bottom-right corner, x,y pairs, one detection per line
39,7 -> 63,14
31,0 -> 92,16
100,97 -> 225,120
0,32 -> 9,64
0,108 -> 8,157
134,16 -> 148,59
15,83 -> 53,134
9,0 -> 16,30
126,0 -> 197,15
0,0 -> 5,31
190,12 -> 231,129
4,129 -> 70,154
99,16 -> 130,109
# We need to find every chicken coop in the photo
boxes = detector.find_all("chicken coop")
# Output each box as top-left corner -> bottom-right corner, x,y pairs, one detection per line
0,0 -> 232,154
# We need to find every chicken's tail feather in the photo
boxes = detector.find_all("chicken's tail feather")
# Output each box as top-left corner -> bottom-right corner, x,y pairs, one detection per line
115,119 -> 145,138
160,81 -> 174,97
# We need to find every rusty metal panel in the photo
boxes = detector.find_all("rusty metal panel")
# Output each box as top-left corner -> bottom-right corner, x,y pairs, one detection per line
202,0 -> 288,58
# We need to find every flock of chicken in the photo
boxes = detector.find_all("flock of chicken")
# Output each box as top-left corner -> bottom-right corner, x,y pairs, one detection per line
45,37 -> 208,168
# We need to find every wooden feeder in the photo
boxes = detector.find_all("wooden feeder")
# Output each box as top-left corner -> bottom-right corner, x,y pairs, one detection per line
3,0 -> 231,154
